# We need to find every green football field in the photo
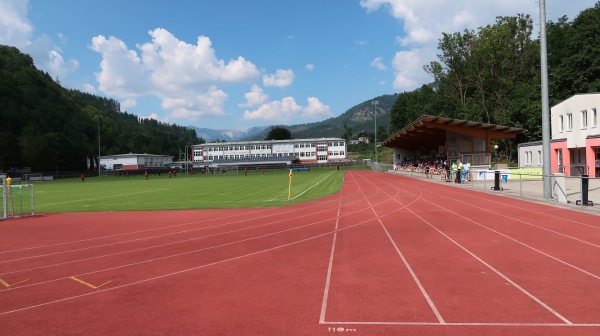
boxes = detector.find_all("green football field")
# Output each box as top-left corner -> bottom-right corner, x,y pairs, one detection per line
31,167 -> 366,213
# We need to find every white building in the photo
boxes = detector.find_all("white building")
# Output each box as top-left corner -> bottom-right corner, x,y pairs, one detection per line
519,93 -> 600,176
518,141 -> 543,168
192,138 -> 347,164
99,153 -> 173,171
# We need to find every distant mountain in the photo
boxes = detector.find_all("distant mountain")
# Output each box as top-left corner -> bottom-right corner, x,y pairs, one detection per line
191,126 -> 268,142
191,94 -> 398,143
240,94 -> 398,141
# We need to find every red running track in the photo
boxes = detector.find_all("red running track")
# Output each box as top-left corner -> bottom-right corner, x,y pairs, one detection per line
1,170 -> 600,335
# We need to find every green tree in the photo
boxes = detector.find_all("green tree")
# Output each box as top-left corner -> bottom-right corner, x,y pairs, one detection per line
550,3 -> 600,101
265,126 -> 292,140
341,124 -> 353,141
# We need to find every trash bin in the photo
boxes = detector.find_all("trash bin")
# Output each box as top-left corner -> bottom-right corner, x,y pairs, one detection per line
577,174 -> 594,206
492,170 -> 501,191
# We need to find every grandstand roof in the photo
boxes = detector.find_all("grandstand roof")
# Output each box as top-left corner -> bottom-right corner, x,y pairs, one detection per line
382,115 -> 525,150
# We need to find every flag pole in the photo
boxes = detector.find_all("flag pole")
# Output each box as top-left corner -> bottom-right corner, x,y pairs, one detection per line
288,169 -> 293,200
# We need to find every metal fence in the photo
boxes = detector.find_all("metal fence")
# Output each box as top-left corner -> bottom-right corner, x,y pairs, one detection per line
388,168 -> 600,211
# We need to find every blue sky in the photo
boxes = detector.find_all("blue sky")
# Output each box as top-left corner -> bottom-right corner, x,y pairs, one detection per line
1,0 -> 596,131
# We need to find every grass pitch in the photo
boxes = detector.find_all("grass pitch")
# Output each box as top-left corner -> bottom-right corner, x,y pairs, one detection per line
33,167 -> 364,213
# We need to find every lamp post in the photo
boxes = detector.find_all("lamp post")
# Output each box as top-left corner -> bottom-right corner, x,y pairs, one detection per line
372,100 -> 379,163
95,115 -> 102,177
493,144 -> 499,168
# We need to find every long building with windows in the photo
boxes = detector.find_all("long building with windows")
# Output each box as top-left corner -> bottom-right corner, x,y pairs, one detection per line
192,138 -> 347,164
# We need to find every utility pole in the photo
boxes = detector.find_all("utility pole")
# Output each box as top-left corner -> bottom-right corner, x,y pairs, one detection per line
95,115 -> 102,177
372,100 -> 379,163
539,0 -> 551,199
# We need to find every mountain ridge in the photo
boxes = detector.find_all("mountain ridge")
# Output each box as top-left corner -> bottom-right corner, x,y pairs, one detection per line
192,94 -> 398,142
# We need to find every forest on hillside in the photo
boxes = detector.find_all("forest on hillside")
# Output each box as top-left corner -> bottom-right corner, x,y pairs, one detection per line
388,3 -> 600,158
0,45 -> 202,172
3,3 -> 600,171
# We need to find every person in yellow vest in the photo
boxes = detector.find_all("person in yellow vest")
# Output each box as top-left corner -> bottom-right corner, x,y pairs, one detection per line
6,176 -> 12,186
457,160 -> 463,183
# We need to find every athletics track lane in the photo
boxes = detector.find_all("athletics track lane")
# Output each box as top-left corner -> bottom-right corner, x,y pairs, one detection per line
1,170 -> 600,335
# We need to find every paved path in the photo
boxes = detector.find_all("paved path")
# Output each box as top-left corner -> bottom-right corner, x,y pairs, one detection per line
388,170 -> 600,215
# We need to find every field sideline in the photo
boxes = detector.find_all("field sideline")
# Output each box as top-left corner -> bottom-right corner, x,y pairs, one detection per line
32,167 -> 364,213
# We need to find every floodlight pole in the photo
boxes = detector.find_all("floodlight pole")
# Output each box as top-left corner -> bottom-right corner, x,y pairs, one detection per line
539,0 -> 552,200
95,115 -> 102,177
372,100 -> 379,164
184,144 -> 189,175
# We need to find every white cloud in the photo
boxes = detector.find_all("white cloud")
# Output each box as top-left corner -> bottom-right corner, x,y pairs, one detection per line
83,83 -> 97,94
391,49 -> 422,89
121,98 -> 137,111
263,69 -> 295,88
0,0 -> 32,46
0,0 -> 79,81
239,84 -> 269,108
304,97 -> 332,118
243,97 -> 331,122
90,35 -> 149,98
90,28 -> 263,121
47,49 -> 79,80
164,86 -> 228,120
361,0 -> 597,91
305,63 -> 314,71
371,57 -> 386,70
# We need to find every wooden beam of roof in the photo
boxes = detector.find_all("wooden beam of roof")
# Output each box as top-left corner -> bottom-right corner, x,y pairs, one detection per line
382,115 -> 525,149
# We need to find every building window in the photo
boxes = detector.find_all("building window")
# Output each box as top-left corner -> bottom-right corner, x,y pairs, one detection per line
559,115 -> 564,132
593,108 -> 597,127
567,113 -> 573,130
538,150 -> 542,165
582,110 -> 588,128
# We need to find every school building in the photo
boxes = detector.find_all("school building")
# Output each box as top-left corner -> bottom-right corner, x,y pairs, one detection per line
191,138 -> 347,165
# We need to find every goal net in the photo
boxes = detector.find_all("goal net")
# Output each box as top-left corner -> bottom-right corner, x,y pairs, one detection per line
1,175 -> 35,220
22,173 -> 43,182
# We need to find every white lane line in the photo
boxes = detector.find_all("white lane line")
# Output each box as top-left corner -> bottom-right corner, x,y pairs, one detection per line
319,181 -> 344,323
407,208 -> 572,325
321,321 -> 600,327
353,171 -> 445,324
361,173 -> 573,325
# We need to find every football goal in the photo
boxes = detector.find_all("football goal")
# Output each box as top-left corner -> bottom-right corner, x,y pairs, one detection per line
1,175 -> 35,220
22,173 -> 43,182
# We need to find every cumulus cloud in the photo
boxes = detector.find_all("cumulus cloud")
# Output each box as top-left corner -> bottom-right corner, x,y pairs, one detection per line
83,83 -> 97,94
243,97 -> 331,122
305,63 -> 314,71
0,0 -> 78,81
0,0 -> 32,46
360,0 -> 595,91
121,98 -> 137,111
90,28 -> 263,121
263,69 -> 295,88
371,57 -> 386,70
239,84 -> 269,108
391,49 -> 422,89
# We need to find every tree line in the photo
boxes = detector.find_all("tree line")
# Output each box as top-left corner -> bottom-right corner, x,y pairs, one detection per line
0,45 -> 203,172
388,3 -> 600,158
